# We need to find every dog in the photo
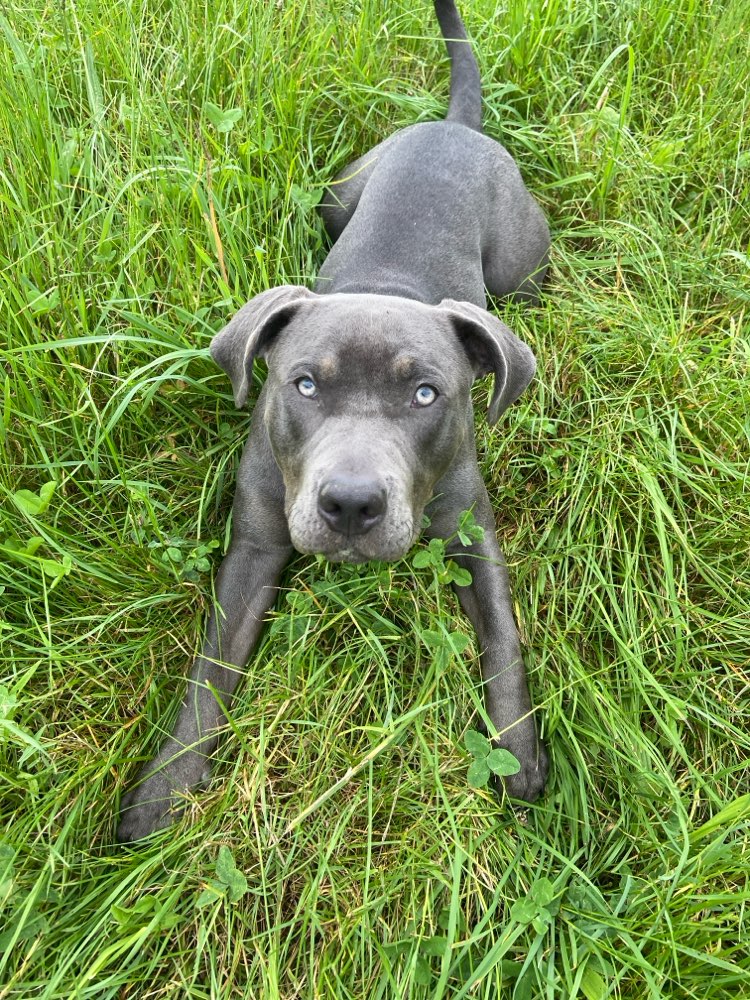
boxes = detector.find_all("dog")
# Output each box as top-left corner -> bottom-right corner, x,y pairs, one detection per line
117,0 -> 550,841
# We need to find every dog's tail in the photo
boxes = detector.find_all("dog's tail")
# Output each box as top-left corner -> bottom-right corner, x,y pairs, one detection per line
433,0 -> 482,132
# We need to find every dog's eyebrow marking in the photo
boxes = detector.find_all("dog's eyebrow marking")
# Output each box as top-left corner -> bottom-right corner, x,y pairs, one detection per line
393,355 -> 417,378
318,356 -> 338,378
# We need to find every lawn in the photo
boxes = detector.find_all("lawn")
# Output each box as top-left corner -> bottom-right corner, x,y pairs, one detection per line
1,0 -> 749,996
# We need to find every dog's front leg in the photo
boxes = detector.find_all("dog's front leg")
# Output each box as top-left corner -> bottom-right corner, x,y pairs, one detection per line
429,478 -> 548,803
450,527 -> 548,802
117,539 -> 291,841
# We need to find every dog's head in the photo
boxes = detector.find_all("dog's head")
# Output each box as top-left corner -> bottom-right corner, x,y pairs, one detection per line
211,287 -> 535,562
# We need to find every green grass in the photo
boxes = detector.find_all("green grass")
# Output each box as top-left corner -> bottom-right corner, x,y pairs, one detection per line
1,0 -> 749,995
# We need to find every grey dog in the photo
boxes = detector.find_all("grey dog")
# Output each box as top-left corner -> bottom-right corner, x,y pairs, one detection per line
117,0 -> 550,841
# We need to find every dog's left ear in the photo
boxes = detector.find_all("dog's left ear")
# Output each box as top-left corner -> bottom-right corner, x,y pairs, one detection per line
440,299 -> 537,425
210,285 -> 316,407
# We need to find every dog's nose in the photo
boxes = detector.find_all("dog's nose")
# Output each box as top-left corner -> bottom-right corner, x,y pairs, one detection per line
318,476 -> 387,536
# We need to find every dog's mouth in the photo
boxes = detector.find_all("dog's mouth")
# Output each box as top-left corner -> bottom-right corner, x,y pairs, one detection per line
317,546 -> 373,565
286,492 -> 420,564
290,523 -> 419,564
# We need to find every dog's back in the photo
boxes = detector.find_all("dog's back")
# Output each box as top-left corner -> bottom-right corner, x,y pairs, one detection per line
317,0 -> 549,306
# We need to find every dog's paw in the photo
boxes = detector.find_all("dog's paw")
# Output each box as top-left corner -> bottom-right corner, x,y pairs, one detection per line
116,770 -> 185,843
491,733 -> 549,804
495,743 -> 548,803
472,715 -> 549,804
117,745 -> 212,843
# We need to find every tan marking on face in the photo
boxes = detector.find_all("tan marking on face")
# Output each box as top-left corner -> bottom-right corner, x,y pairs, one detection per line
318,357 -> 338,378
393,355 -> 416,378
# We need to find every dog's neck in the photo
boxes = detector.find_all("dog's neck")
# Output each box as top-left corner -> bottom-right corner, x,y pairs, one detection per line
314,273 -> 428,303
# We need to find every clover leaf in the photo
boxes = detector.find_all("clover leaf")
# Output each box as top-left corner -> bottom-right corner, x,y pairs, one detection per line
510,877 -> 559,935
464,729 -> 520,789
197,845 -> 249,907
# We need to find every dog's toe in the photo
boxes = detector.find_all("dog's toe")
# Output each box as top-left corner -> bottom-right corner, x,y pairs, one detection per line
493,740 -> 549,804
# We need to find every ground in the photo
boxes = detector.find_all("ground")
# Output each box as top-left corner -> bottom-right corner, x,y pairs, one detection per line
0,0 -> 749,996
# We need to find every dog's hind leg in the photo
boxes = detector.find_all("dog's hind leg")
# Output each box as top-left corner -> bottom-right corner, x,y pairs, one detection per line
319,130 -> 413,243
319,151 -> 374,242
480,154 -> 551,305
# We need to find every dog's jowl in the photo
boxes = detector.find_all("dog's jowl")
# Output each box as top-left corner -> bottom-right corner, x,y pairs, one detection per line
117,0 -> 550,842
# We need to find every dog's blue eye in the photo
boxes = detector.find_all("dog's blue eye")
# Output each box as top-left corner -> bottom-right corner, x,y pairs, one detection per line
296,377 -> 317,398
413,384 -> 438,407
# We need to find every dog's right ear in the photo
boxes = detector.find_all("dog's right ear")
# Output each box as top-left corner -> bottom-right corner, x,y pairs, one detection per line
440,299 -> 536,425
210,285 -> 316,407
